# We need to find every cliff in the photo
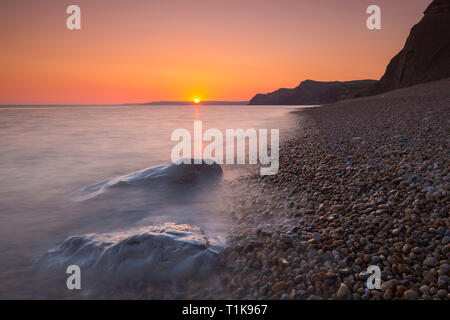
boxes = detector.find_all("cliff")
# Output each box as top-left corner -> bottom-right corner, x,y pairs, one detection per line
249,80 -> 376,105
368,0 -> 450,94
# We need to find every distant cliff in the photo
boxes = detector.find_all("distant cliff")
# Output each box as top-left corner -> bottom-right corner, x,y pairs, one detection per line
249,80 -> 376,105
368,0 -> 450,95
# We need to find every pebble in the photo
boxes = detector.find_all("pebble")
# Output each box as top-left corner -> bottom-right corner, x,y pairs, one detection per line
336,283 -> 350,299
423,257 -> 438,267
437,289 -> 447,298
383,289 -> 393,300
404,289 -> 418,300
272,281 -> 286,293
381,279 -> 397,292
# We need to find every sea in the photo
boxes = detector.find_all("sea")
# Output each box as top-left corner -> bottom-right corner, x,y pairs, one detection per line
0,104 -> 300,298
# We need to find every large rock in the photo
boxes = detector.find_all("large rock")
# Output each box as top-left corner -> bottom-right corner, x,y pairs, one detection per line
369,0 -> 450,94
248,79 -> 376,105
37,223 -> 223,285
73,159 -> 223,201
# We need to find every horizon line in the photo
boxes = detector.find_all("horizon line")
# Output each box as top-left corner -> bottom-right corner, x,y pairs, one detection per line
0,100 -> 250,107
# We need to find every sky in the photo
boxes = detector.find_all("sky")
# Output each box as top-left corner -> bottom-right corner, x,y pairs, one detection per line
0,0 -> 431,105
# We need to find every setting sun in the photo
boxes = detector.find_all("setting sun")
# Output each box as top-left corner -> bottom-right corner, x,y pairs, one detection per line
194,98 -> 200,104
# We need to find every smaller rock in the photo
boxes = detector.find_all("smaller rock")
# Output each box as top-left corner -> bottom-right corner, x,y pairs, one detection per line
403,289 -> 418,300
358,271 -> 370,281
383,289 -> 393,300
272,281 -> 286,293
437,289 -> 447,298
423,257 -> 438,267
398,264 -> 410,274
380,279 -> 397,292
312,232 -> 321,242
423,271 -> 435,282
294,275 -> 303,284
279,257 -> 289,267
336,283 -> 350,299
419,285 -> 430,294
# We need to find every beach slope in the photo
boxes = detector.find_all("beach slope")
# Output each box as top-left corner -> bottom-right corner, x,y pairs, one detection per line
222,78 -> 450,300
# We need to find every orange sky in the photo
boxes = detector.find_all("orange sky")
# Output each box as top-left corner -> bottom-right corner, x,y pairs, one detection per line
0,0 -> 431,104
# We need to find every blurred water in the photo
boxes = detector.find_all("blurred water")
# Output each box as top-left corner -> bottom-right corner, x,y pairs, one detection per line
0,104 -> 298,298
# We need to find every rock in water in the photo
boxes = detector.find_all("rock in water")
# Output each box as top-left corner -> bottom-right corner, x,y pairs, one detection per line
37,223 -> 223,285
73,159 -> 223,201
369,0 -> 450,94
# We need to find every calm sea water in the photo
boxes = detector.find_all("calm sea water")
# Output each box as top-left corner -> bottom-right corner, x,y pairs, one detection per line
0,104 -> 298,298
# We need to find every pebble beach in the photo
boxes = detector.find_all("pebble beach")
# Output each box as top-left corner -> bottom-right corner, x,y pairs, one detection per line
217,79 -> 450,300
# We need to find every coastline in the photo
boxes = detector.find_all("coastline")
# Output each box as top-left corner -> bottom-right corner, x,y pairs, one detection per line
218,78 -> 450,300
